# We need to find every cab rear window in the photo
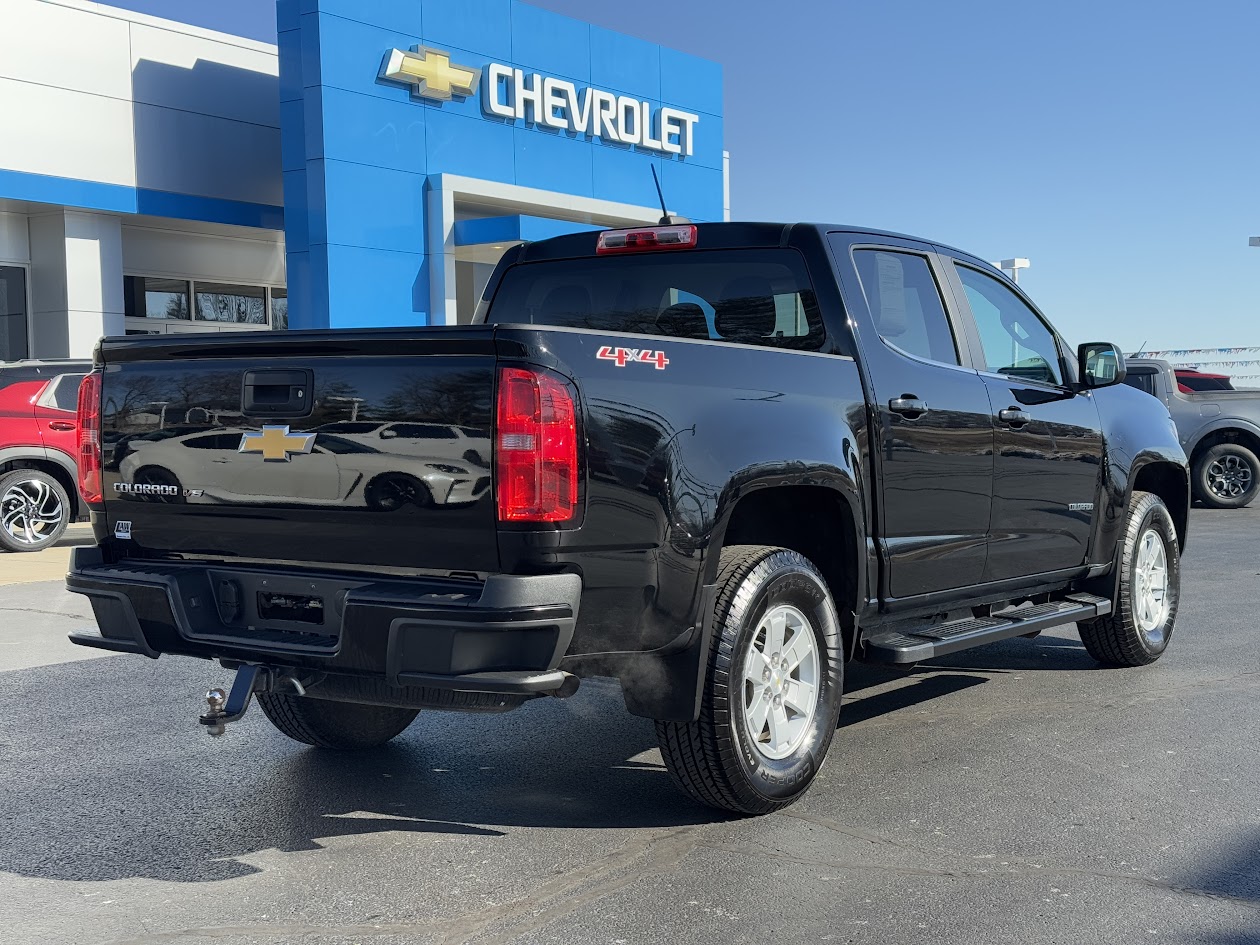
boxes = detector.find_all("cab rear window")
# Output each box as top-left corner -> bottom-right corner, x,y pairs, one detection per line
483,249 -> 825,351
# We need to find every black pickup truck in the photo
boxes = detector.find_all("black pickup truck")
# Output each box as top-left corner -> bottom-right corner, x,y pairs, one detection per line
67,222 -> 1188,815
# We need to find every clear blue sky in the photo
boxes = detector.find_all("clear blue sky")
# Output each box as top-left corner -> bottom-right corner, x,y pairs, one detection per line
103,0 -> 1260,350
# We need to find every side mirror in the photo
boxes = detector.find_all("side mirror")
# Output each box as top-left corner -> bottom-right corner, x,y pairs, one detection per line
1077,342 -> 1127,389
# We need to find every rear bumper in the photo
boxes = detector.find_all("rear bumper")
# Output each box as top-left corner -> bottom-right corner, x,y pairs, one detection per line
66,547 -> 581,697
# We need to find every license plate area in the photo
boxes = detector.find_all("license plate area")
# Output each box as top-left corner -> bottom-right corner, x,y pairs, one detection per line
257,591 -> 325,625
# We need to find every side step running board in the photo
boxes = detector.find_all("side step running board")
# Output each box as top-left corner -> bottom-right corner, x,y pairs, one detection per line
862,593 -> 1111,664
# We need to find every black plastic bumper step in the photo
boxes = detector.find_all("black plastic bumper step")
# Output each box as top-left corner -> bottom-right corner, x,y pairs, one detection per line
862,593 -> 1111,664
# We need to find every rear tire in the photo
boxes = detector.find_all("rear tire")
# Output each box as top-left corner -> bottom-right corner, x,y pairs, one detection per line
1193,443 -> 1258,509
1077,491 -> 1180,667
655,545 -> 845,815
256,693 -> 419,749
0,469 -> 71,552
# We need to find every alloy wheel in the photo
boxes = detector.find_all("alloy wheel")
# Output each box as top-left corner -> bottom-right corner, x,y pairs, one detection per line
1207,453 -> 1254,499
1132,527 -> 1170,645
741,603 -> 821,760
1,478 -> 65,547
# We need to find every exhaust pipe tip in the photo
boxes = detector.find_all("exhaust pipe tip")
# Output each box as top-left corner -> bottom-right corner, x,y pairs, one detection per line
551,673 -> 581,699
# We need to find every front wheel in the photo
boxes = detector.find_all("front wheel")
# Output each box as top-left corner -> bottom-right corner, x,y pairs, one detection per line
256,693 -> 419,749
0,469 -> 71,552
655,545 -> 845,815
1077,491 -> 1180,666
1193,443 -> 1258,509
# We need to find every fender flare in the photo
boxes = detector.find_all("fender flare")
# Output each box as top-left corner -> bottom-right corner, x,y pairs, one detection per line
1185,417 -> 1260,460
42,446 -> 78,479
0,445 -> 80,517
705,471 -> 866,590
618,470 -> 866,724
0,444 -> 53,467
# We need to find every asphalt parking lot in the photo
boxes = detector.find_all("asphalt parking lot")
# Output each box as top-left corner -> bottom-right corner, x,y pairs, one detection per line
2,509 -> 1258,945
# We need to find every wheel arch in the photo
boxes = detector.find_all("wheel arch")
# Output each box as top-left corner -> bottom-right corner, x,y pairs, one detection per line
710,482 -> 864,659
1187,422 -> 1260,465
0,449 -> 80,520
1131,459 -> 1189,554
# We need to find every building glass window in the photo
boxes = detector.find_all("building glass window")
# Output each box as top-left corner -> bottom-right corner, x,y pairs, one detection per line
270,288 -> 288,330
195,282 -> 266,324
124,275 -> 286,331
124,276 -> 190,319
0,266 -> 29,362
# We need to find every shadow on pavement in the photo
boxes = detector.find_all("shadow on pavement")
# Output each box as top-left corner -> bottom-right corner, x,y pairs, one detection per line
1179,828 -> 1260,904
839,669 -> 988,727
0,661 -> 718,884
0,625 -> 1126,886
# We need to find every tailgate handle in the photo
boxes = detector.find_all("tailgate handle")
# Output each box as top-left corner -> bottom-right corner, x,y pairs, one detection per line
242,369 -> 313,417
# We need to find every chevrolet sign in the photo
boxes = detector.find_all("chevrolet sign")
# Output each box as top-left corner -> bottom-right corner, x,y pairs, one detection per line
383,47 -> 700,157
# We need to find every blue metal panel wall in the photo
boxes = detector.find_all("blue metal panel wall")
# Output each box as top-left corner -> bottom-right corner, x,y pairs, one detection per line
278,0 -> 724,329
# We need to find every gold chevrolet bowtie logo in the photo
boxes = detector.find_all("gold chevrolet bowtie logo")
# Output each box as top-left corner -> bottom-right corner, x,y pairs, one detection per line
238,426 -> 316,462
382,46 -> 479,101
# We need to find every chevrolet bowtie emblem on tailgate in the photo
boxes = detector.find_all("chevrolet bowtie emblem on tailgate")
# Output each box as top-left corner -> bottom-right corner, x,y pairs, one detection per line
381,47 -> 479,101
238,426 -> 316,462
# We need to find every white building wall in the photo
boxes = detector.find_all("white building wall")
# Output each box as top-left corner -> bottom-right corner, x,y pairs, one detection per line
29,210 -> 125,358
0,0 -> 280,206
0,1 -> 285,359
0,213 -> 31,265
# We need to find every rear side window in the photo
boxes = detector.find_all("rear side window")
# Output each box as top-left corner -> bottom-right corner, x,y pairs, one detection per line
42,373 -> 88,412
484,249 -> 825,351
852,250 -> 959,366
1123,369 -> 1159,397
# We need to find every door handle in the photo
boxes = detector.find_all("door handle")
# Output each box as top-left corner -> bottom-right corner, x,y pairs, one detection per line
889,396 -> 928,418
998,407 -> 1032,427
47,421 -> 76,432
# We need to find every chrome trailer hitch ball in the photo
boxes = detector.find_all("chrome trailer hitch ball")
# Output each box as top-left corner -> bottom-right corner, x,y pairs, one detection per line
198,665 -> 307,737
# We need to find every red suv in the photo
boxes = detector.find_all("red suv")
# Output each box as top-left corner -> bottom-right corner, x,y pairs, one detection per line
0,360 -> 90,552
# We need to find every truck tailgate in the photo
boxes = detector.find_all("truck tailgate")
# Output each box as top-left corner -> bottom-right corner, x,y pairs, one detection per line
97,330 -> 500,572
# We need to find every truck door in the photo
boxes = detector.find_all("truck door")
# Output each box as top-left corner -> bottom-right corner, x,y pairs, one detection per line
830,234 -> 994,599
941,259 -> 1103,581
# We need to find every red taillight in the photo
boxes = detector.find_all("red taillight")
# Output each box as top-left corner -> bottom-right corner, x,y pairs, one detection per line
596,224 -> 698,254
76,372 -> 102,505
495,367 -> 578,523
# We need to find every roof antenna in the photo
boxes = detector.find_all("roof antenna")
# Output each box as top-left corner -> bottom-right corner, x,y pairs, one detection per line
1132,339 -> 1147,358
650,165 -> 690,226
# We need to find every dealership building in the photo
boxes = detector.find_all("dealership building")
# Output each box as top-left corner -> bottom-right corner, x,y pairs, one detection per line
0,0 -> 726,361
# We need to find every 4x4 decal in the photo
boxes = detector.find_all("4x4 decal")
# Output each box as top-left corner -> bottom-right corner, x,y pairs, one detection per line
596,346 -> 669,370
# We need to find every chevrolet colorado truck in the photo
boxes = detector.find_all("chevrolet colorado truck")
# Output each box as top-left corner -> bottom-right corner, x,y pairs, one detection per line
66,223 -> 1188,815
1124,358 -> 1259,509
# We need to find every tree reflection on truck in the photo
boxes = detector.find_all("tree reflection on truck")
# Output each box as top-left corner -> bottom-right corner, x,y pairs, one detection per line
116,430 -> 490,510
